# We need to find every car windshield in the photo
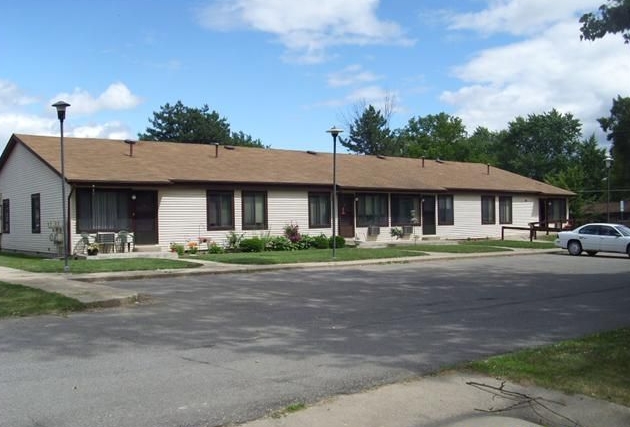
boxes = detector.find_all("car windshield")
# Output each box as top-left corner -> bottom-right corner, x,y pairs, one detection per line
616,225 -> 630,236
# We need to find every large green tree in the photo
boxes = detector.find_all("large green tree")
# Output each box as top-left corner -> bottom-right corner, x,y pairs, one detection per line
546,135 -> 607,220
139,101 -> 264,147
339,105 -> 396,155
580,0 -> 630,44
395,112 -> 469,161
496,109 -> 582,181
598,96 -> 630,198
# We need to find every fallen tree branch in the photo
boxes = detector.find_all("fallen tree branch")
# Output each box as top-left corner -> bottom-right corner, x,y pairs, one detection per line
466,380 -> 581,427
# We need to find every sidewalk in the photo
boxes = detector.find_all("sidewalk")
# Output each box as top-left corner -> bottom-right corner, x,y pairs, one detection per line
4,248 -> 628,427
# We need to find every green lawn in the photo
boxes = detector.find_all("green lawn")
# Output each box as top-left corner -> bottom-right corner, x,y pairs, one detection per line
462,328 -> 630,406
195,244 -> 514,265
0,282 -> 87,317
0,253 -> 202,273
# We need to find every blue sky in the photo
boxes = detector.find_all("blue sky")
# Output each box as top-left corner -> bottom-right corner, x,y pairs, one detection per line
1,0 -> 629,154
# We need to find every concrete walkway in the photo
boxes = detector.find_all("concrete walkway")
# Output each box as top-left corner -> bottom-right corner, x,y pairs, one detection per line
2,247 -> 629,427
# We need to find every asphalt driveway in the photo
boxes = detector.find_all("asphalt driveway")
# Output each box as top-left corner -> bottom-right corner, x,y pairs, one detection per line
1,253 -> 629,427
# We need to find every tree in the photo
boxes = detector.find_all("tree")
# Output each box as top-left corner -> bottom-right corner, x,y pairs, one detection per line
546,135 -> 607,220
464,126 -> 501,165
394,113 -> 469,161
339,105 -> 396,155
598,96 -> 630,199
139,101 -> 264,147
579,0 -> 630,45
496,109 -> 582,181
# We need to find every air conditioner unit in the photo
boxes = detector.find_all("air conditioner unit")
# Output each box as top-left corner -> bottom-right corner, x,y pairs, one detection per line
402,225 -> 414,235
368,225 -> 380,236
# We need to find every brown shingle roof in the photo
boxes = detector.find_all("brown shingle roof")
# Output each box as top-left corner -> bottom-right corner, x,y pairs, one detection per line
6,134 -> 574,196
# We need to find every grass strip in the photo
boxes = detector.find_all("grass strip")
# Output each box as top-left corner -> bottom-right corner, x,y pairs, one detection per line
462,328 -> 630,406
0,254 -> 202,273
0,282 -> 87,318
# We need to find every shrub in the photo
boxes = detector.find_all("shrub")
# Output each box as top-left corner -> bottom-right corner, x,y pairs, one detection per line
269,236 -> 295,251
329,235 -> 345,249
390,227 -> 403,239
173,244 -> 185,256
284,222 -> 301,243
313,234 -> 330,249
208,243 -> 224,254
296,234 -> 315,250
225,231 -> 245,251
239,237 -> 265,252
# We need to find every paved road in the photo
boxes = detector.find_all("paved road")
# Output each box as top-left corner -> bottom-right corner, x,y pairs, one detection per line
1,253 -> 629,427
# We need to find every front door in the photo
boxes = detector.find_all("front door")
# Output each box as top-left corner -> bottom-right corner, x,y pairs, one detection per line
132,190 -> 158,245
338,193 -> 355,238
422,195 -> 436,235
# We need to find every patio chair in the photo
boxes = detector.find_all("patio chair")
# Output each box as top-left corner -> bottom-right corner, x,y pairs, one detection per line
116,230 -> 134,252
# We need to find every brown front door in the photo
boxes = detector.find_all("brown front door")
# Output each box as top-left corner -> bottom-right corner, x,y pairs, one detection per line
422,195 -> 436,235
132,190 -> 158,245
338,193 -> 355,238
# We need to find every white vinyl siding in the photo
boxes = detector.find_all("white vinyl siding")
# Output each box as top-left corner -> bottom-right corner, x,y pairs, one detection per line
0,143 -> 68,254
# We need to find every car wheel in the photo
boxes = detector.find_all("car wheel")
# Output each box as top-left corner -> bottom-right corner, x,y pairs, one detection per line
627,245 -> 630,258
567,240 -> 582,256
586,251 -> 598,256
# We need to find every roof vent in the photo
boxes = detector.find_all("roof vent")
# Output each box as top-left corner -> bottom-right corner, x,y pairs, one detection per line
306,150 -> 317,155
124,139 -> 137,157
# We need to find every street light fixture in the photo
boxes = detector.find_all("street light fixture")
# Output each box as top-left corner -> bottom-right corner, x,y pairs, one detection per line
326,126 -> 343,259
605,154 -> 613,222
52,101 -> 71,273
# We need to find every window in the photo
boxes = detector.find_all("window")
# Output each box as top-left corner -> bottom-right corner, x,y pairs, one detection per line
207,190 -> 234,230
308,192 -> 330,228
437,195 -> 454,225
76,189 -> 130,232
2,199 -> 9,234
356,193 -> 388,227
546,199 -> 567,222
31,193 -> 41,233
481,196 -> 495,224
242,191 -> 267,230
391,195 -> 420,226
499,196 -> 512,224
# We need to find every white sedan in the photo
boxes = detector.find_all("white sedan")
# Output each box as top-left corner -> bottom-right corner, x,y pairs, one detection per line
555,223 -> 630,257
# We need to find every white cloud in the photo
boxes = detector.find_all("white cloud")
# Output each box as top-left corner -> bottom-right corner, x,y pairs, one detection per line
196,0 -> 413,63
0,80 -> 141,151
51,82 -> 142,116
72,122 -> 133,139
0,114 -> 56,149
448,0 -> 597,36
441,18 -> 630,143
0,80 -> 38,110
327,64 -> 382,87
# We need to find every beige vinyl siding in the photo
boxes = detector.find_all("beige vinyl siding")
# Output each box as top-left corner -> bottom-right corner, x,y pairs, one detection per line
0,143 -> 67,254
158,188 -> 315,249
158,188 -> 208,251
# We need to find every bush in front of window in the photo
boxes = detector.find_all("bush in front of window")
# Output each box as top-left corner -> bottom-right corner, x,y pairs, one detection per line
329,235 -> 346,249
313,234 -> 330,249
239,237 -> 265,252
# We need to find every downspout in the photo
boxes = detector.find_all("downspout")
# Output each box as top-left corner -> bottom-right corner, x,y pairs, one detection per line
67,185 -> 74,256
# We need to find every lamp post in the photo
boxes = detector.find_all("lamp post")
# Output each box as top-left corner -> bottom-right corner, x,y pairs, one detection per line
326,126 -> 343,259
52,101 -> 71,273
605,155 -> 613,222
